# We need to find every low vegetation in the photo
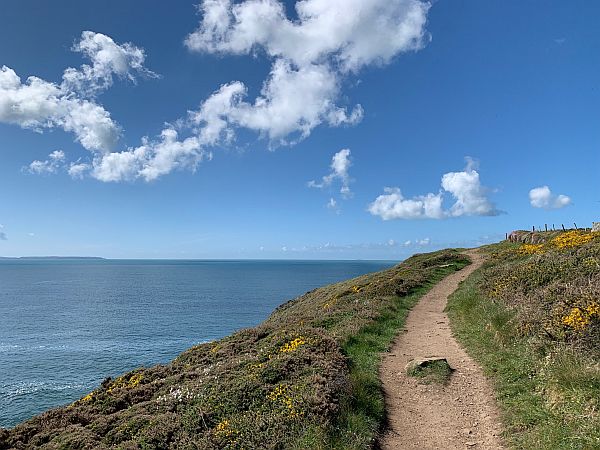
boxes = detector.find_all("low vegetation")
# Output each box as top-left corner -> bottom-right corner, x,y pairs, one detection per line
448,230 -> 600,449
406,359 -> 454,385
1,250 -> 468,449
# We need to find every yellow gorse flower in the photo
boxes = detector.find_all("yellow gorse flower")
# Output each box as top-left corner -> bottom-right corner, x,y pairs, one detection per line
107,373 -> 144,394
562,302 -> 599,330
279,337 -> 306,353
518,244 -> 544,255
215,419 -> 235,438
268,384 -> 303,419
551,231 -> 594,249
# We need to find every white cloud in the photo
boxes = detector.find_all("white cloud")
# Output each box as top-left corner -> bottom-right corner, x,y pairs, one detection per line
91,129 -> 211,182
0,224 -> 6,241
7,2 -> 431,183
309,148 -> 352,197
1,32 -> 154,152
185,0 -> 430,72
369,159 -> 500,220
368,188 -> 444,220
0,65 -> 121,152
68,162 -> 91,179
63,31 -> 158,97
441,169 -> 497,217
190,60 -> 362,145
0,32 -> 183,182
27,150 -> 66,174
185,0 -> 429,146
529,186 -> 571,210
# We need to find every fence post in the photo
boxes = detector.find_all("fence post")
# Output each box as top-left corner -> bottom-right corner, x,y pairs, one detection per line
545,224 -> 548,232
562,224 -> 566,231
574,223 -> 578,230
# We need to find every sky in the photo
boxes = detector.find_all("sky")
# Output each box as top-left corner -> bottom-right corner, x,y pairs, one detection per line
0,0 -> 599,259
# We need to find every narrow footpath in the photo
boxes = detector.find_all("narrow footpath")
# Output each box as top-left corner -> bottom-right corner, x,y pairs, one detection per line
380,251 -> 504,449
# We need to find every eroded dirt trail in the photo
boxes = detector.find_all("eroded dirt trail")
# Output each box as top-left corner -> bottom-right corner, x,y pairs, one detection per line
380,251 -> 504,449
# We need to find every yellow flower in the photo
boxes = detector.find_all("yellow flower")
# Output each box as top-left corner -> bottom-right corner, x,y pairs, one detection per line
587,302 -> 600,317
279,337 -> 306,353
215,419 -> 235,438
267,384 -> 304,419
517,244 -> 544,255
562,307 -> 591,330
106,373 -> 144,394
551,231 -> 594,249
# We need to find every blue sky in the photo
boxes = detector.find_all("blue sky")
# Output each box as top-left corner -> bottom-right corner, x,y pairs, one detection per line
0,0 -> 598,259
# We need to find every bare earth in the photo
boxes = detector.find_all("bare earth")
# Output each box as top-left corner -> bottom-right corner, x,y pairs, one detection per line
380,250 -> 505,450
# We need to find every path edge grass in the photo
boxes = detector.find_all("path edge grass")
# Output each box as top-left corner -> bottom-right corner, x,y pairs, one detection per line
320,257 -> 470,449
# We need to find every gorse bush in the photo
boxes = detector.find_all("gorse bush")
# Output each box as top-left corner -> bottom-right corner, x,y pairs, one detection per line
1,250 -> 467,450
450,231 -> 600,448
483,230 -> 600,352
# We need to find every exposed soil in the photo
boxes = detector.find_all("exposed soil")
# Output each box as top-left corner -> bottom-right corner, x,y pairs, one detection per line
380,250 -> 504,449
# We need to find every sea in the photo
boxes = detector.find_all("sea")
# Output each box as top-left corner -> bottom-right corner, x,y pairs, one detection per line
0,259 -> 396,428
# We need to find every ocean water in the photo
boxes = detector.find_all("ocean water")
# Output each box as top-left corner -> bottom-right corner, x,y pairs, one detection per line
0,259 -> 395,428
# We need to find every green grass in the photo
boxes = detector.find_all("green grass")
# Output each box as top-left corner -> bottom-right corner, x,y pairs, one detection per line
323,261 -> 469,449
447,267 -> 600,449
406,359 -> 454,385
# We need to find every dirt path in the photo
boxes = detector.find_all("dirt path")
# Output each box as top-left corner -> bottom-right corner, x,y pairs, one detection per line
380,250 -> 504,449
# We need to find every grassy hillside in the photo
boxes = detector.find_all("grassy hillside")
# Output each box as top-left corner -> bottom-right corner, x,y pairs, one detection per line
448,231 -> 600,449
1,250 -> 468,450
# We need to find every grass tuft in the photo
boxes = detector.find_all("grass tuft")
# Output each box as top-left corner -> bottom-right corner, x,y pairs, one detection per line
406,359 -> 454,385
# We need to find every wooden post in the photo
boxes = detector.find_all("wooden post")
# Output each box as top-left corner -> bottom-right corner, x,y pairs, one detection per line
562,224 -> 566,231
505,232 -> 508,240
532,226 -> 535,232
574,223 -> 578,230
545,224 -> 548,232
552,224 -> 555,231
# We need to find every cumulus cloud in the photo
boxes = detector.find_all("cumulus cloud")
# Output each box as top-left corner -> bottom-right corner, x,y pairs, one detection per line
368,189 -> 444,220
27,150 -> 66,174
308,148 -> 352,197
1,32 -> 155,154
0,65 -> 121,152
1,32 -> 211,182
369,159 -> 500,220
185,0 -> 430,145
529,186 -> 571,210
185,0 -> 430,72
91,129 -> 211,182
6,1 -> 432,183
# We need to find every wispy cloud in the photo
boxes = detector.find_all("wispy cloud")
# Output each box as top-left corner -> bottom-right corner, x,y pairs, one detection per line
309,149 -> 353,210
0,224 -> 7,241
27,150 -> 66,175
